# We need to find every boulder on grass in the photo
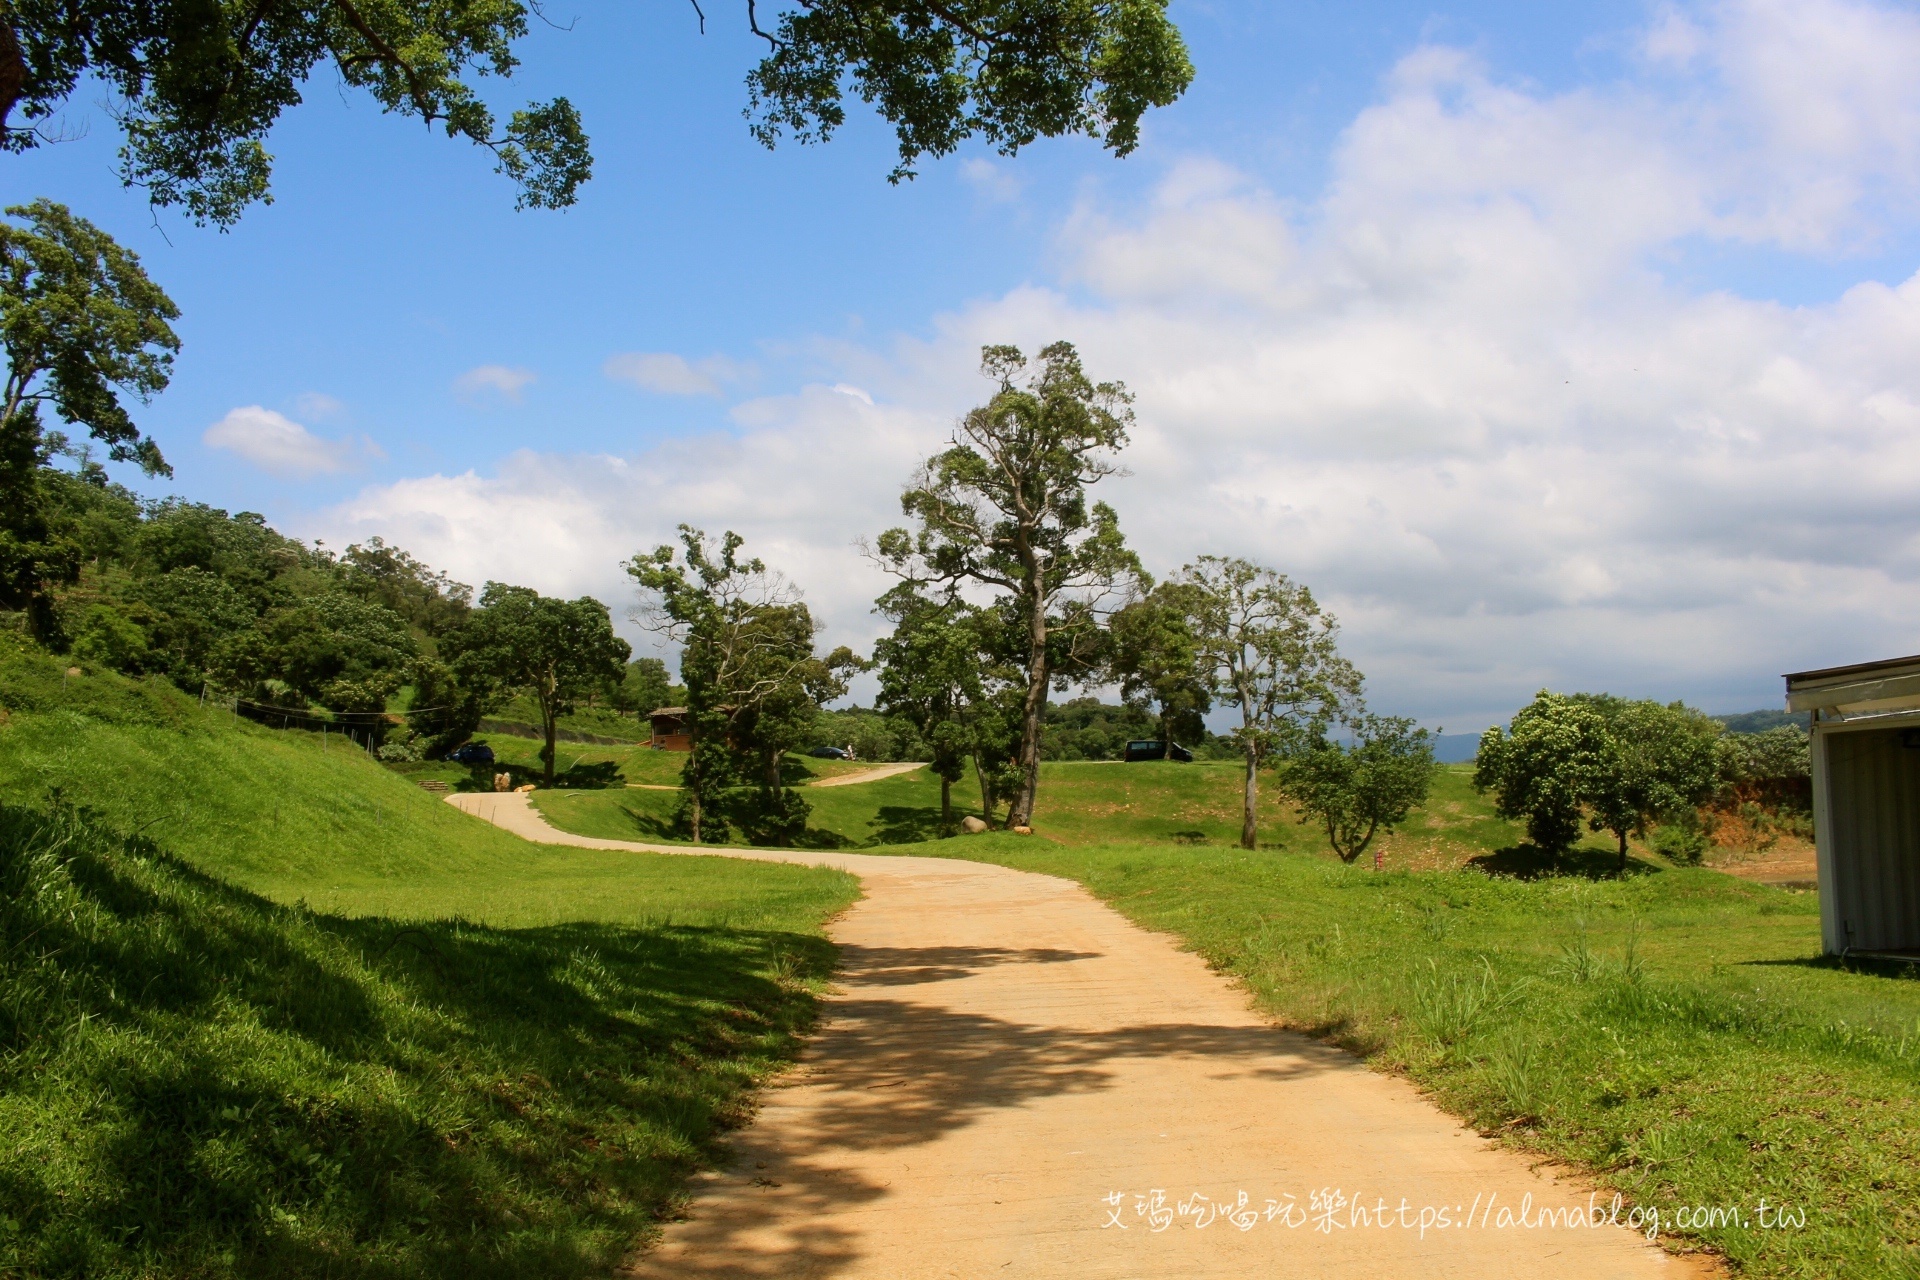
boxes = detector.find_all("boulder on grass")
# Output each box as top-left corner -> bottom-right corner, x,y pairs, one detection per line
960,815 -> 990,834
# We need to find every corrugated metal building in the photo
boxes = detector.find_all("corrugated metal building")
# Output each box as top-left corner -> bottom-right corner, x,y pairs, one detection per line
1785,655 -> 1920,958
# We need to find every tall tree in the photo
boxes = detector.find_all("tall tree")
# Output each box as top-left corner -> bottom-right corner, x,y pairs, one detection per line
442,583 -> 631,786
2,200 -> 176,635
1108,578 -> 1210,747
337,536 -> 472,641
1180,555 -> 1361,851
629,526 -> 850,844
877,341 -> 1141,829
2,1 -> 1190,225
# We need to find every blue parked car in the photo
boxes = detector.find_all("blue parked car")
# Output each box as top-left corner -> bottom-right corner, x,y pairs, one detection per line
808,745 -> 851,760
447,742 -> 495,765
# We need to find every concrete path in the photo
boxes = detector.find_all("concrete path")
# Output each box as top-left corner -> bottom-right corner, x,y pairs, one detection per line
449,794 -> 1708,1280
808,762 -> 926,788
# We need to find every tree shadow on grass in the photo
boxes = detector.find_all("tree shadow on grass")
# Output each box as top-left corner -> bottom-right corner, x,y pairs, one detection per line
1466,843 -> 1664,881
555,759 -> 624,789
0,802 -> 833,1280
788,826 -> 857,850
863,804 -> 951,846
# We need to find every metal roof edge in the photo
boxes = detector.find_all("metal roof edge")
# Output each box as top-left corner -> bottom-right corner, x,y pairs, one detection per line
1784,654 -> 1920,687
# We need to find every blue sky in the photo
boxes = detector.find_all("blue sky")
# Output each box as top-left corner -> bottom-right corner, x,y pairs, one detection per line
17,0 -> 1920,727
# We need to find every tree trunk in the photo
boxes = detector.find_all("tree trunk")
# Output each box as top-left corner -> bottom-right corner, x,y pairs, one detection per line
1241,744 -> 1259,850
941,775 -> 952,833
687,719 -> 703,843
540,677 -> 558,787
973,754 -> 996,824
1618,829 -> 1629,871
1007,577 -> 1049,829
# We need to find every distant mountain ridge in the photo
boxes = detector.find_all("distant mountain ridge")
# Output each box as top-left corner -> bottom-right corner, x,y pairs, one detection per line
1714,709 -> 1803,734
1431,733 -> 1484,764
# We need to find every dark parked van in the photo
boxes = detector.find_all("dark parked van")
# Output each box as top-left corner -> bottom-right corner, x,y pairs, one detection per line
1124,740 -> 1193,763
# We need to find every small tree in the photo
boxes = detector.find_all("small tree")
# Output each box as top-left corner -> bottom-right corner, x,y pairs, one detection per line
1279,716 -> 1436,866
1573,695 -> 1721,871
877,341 -> 1142,829
443,584 -> 631,786
1477,691 -> 1724,870
726,601 -> 855,844
629,526 -> 850,844
3,200 -> 177,635
1180,556 -> 1361,850
1472,692 -> 1613,858
1108,580 -> 1211,747
872,583 -> 989,833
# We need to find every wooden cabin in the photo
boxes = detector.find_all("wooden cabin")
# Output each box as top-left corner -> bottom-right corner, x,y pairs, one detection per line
648,706 -> 691,752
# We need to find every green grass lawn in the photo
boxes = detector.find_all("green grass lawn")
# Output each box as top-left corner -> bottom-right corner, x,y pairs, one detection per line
917,834 -> 1920,1280
0,643 -> 860,1277
532,761 -> 988,849
528,759 -> 1530,863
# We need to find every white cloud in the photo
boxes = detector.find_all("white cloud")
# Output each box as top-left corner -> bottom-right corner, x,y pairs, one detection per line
603,352 -> 755,397
204,406 -> 356,477
960,157 -> 1024,204
293,391 -> 346,420
317,0 -> 1920,726
322,385 -> 929,642
454,364 -> 536,402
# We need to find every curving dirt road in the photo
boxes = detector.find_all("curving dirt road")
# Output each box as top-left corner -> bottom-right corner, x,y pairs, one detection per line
449,793 -> 1710,1280
806,762 -> 927,788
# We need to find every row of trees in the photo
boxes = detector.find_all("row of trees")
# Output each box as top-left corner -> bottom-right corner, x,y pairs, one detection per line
630,342 -> 1438,856
1474,692 -> 1812,868
3,460 -> 638,784
9,311 -> 1437,856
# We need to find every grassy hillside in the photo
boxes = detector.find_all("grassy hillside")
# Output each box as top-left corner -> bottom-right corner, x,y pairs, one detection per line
928,835 -> 1920,1279
0,643 -> 854,923
0,642 -> 860,1276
